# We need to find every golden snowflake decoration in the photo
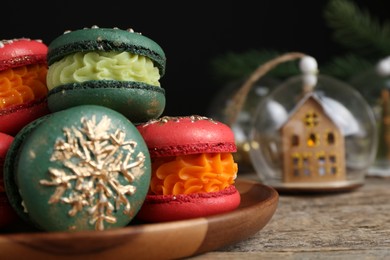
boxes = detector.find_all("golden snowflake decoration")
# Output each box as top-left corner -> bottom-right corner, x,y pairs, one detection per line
39,115 -> 146,231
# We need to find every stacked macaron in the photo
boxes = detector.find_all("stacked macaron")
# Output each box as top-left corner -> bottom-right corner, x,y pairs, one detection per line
135,115 -> 241,222
0,38 -> 50,136
1,26 -> 168,232
1,26 -> 242,231
3,105 -> 152,231
0,132 -> 18,228
46,26 -> 166,123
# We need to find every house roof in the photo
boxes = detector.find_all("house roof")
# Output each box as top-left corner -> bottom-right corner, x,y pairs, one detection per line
277,91 -> 361,136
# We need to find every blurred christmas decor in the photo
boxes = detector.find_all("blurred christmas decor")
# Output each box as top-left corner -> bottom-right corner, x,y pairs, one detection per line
324,0 -> 390,176
321,0 -> 390,80
349,57 -> 390,176
207,76 -> 279,172
208,0 -> 390,176
224,53 -> 377,192
208,51 -> 298,172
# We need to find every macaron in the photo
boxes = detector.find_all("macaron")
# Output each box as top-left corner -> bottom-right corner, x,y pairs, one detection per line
3,105 -> 151,232
0,38 -> 50,136
46,25 -> 166,123
135,115 -> 240,222
0,132 -> 18,228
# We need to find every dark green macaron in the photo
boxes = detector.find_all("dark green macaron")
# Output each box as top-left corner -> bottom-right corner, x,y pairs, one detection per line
46,26 -> 166,123
3,105 -> 151,232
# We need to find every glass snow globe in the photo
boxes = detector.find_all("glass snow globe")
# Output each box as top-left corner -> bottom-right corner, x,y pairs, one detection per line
248,58 -> 378,192
208,77 -> 280,172
349,57 -> 390,177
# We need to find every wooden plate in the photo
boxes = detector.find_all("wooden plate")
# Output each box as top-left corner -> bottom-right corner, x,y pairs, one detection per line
0,179 -> 279,259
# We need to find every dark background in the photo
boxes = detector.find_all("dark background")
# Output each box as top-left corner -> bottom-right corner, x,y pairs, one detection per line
2,0 -> 388,117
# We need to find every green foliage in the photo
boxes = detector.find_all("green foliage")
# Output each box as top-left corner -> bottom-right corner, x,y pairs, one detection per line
210,0 -> 390,83
210,49 -> 301,85
320,53 -> 374,80
322,0 -> 390,79
324,0 -> 390,57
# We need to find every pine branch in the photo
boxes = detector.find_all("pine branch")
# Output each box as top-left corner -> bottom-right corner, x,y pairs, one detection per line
324,0 -> 390,57
209,49 -> 300,84
322,53 -> 385,105
320,53 -> 374,80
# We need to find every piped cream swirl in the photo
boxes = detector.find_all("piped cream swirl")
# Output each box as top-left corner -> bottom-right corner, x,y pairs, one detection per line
46,51 -> 161,90
150,153 -> 238,196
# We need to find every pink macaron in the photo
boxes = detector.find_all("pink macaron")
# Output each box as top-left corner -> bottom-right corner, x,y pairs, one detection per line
0,38 -> 50,136
135,115 -> 240,222
0,132 -> 18,228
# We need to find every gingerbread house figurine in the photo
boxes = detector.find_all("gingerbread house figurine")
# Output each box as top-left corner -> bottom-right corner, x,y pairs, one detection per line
280,92 -> 346,183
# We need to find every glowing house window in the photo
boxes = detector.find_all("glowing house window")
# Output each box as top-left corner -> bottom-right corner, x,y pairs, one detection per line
327,132 -> 335,145
292,134 -> 299,146
307,133 -> 318,147
317,153 -> 326,176
303,156 -> 309,166
292,154 -> 301,176
292,154 -> 300,166
318,155 -> 325,165
329,154 -> 337,175
318,167 -> 326,176
302,155 -> 311,176
304,112 -> 319,127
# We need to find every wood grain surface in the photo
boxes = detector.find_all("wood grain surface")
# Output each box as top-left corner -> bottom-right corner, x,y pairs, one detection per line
0,178 -> 278,260
192,174 -> 390,259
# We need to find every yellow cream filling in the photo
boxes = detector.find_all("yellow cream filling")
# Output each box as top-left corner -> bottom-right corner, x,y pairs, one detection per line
150,153 -> 238,195
46,51 -> 161,90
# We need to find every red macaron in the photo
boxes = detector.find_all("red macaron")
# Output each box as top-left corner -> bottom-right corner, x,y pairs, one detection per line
0,132 -> 18,228
0,38 -> 50,136
135,115 -> 241,222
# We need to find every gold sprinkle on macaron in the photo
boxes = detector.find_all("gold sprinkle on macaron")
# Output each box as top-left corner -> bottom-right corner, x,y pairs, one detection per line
141,115 -> 216,126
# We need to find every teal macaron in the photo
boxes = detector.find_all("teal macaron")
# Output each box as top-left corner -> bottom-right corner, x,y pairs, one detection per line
3,105 -> 151,232
46,26 -> 166,123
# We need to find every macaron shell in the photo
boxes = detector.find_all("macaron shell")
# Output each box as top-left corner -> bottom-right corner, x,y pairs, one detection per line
3,114 -> 60,226
0,98 -> 50,136
0,132 -> 14,193
136,116 -> 237,157
0,38 -> 47,71
136,185 -> 241,222
4,105 -> 151,231
0,132 -> 18,228
0,193 -> 19,228
0,39 -> 49,135
0,132 -> 14,167
47,27 -> 166,75
47,81 -> 165,123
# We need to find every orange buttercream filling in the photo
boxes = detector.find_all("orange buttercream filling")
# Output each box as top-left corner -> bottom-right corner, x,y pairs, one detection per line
150,153 -> 238,195
0,64 -> 48,109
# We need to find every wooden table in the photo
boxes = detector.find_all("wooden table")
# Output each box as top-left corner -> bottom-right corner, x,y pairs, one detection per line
191,174 -> 390,259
